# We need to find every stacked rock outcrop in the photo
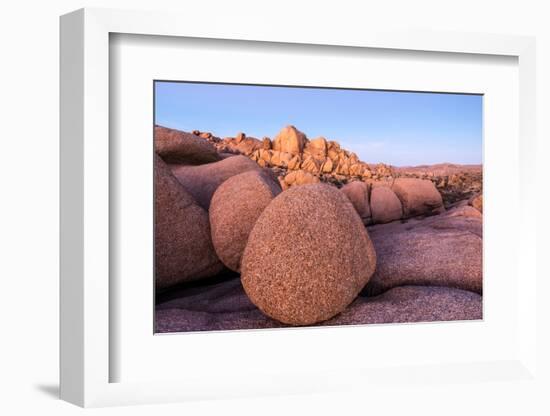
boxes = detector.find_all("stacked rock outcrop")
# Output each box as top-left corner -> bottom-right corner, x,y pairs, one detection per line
185,126 -> 448,224
215,126 -> 376,186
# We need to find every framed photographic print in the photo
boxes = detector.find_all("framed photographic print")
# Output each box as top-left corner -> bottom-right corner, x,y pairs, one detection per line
152,81 -> 483,334
60,7 -> 540,408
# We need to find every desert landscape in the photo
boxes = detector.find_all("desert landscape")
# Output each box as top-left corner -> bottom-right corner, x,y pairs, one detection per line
154,124 -> 483,332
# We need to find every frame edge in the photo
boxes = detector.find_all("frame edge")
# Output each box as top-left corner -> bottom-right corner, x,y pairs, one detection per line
59,8 -> 85,407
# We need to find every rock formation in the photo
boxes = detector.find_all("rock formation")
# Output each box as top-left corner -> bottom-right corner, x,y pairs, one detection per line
167,125 -> 482,208
392,177 -> 444,218
153,124 -> 484,331
272,125 -> 308,155
364,209 -> 482,296
214,125 -> 375,188
154,155 -> 223,289
241,183 -> 377,326
155,126 -> 220,165
322,285 -> 482,326
209,170 -> 281,272
280,169 -> 320,190
469,193 -> 483,213
170,155 -> 260,209
370,186 -> 403,224
341,181 -> 371,224
155,280 -> 481,332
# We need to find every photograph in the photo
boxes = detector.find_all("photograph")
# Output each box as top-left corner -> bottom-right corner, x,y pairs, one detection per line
153,81 -> 483,333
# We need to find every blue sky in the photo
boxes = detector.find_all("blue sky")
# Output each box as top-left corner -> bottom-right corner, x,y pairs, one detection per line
155,81 -> 482,166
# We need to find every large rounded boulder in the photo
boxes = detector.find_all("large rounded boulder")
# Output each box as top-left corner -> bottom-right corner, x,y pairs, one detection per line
340,181 -> 371,224
241,183 -> 377,326
370,186 -> 402,224
209,170 -> 282,272
155,125 -> 221,165
155,155 -> 223,289
170,155 -> 260,209
364,213 -> 483,296
392,178 -> 444,218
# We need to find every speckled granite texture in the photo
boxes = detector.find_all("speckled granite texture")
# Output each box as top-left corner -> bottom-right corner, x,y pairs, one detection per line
155,278 -> 481,333
241,184 -> 377,326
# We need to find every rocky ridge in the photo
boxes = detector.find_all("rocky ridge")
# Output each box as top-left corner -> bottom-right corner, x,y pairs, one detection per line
188,125 -> 482,207
191,125 -> 393,187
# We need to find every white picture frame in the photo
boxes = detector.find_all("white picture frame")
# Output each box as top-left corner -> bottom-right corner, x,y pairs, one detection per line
60,7 -> 539,408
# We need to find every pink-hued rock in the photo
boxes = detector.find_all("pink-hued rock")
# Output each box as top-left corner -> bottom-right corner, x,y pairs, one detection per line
287,154 -> 302,170
300,155 -> 321,174
370,186 -> 402,223
392,178 -> 444,218
272,125 -> 308,155
321,157 -> 334,173
341,181 -> 371,224
262,137 -> 272,149
155,125 -> 220,165
170,155 -> 260,209
155,280 -> 482,332
241,183 -> 376,326
364,212 -> 482,296
209,170 -> 281,272
335,159 -> 350,175
304,137 -> 328,160
322,285 -> 482,326
282,170 -> 320,189
445,205 -> 482,219
368,179 -> 392,188
270,150 -> 293,168
469,193 -> 483,213
401,206 -> 483,237
154,155 -> 223,289
232,136 -> 263,156
235,132 -> 245,143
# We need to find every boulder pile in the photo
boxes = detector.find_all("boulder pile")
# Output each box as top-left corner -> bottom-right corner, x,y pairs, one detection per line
185,125 -> 446,224
207,125 -> 395,185
197,126 -> 482,207
339,178 -> 444,225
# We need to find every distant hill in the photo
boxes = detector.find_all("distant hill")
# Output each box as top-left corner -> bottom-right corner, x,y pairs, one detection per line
392,163 -> 482,176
